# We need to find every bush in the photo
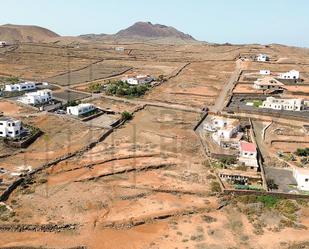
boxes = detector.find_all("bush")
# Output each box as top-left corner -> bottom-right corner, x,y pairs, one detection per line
88,83 -> 102,93
253,100 -> 263,108
210,181 -> 221,193
295,148 -> 309,157
6,76 -> 19,84
67,100 -> 79,107
218,156 -> 237,165
266,178 -> 278,190
121,111 -> 133,121
256,195 -> 278,208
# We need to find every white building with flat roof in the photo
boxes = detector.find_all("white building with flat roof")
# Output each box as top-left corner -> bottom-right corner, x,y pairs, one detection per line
122,75 -> 153,85
293,168 -> 309,191
204,116 -> 243,148
0,117 -> 22,138
260,70 -> 271,75
278,70 -> 300,80
115,47 -> 124,52
256,54 -> 269,62
0,41 -> 7,47
4,82 -> 36,92
239,141 -> 258,170
18,89 -> 52,105
262,97 -> 304,111
67,103 -> 96,116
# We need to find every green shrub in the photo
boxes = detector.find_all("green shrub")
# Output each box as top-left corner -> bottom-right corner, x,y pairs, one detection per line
295,148 -> 309,157
210,181 -> 221,193
6,76 -> 19,84
88,82 -> 102,93
256,195 -> 278,208
121,111 -> 133,121
266,178 -> 278,190
218,156 -> 236,165
253,100 -> 263,108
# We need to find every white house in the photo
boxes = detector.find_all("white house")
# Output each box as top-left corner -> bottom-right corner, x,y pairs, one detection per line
256,54 -> 269,62
4,82 -> 36,92
262,97 -> 304,111
0,117 -> 22,138
238,141 -> 258,170
115,47 -> 124,52
293,168 -> 309,191
253,77 -> 285,91
0,41 -> 7,47
18,89 -> 52,105
204,117 -> 243,148
122,75 -> 153,85
260,70 -> 271,75
277,70 -> 300,80
67,103 -> 96,116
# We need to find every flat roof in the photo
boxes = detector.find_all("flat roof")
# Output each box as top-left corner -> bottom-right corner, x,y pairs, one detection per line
0,116 -> 19,122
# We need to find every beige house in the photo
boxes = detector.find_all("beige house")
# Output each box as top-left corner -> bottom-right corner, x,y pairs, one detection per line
253,77 -> 285,91
262,97 -> 305,111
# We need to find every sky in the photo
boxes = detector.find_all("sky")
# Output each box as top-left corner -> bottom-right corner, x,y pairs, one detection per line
0,0 -> 309,47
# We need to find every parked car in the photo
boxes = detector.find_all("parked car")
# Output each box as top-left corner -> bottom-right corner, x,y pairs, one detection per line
55,109 -> 66,114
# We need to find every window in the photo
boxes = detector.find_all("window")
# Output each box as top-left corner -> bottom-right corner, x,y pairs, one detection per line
0,123 -> 3,125
8,131 -> 12,134
305,179 -> 309,182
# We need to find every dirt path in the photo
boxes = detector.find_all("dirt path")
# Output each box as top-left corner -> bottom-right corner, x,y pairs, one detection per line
211,59 -> 243,113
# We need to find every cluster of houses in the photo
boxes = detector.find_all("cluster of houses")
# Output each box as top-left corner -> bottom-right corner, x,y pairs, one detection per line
252,69 -> 307,112
204,116 -> 259,171
259,69 -> 300,80
121,75 -> 153,85
3,82 -> 53,106
2,80 -> 98,119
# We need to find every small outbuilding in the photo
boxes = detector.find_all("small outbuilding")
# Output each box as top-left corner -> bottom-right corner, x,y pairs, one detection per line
293,168 -> 309,191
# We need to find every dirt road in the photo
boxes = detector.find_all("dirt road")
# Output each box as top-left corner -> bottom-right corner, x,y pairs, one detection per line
85,94 -> 202,113
211,59 -> 243,113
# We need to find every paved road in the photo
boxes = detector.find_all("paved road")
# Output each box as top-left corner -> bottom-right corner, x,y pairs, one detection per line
210,59 -> 243,113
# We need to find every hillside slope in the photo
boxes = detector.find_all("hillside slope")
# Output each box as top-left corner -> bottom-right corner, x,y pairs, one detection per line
0,24 -> 59,42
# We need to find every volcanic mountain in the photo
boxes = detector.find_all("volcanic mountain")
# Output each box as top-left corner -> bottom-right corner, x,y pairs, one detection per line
114,21 -> 195,41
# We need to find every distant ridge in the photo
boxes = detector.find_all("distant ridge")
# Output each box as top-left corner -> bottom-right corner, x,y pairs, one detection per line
0,24 -> 59,42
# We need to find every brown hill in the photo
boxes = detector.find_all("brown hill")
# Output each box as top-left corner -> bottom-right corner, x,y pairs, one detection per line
0,24 -> 59,42
114,22 -> 195,41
